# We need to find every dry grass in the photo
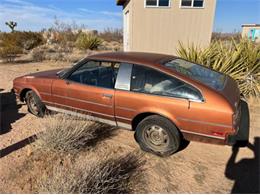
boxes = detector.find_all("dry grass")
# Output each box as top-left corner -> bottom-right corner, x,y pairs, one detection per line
211,32 -> 241,42
33,114 -> 145,193
99,28 -> 123,43
6,113 -> 146,193
30,48 -> 46,62
35,114 -> 117,153
37,152 -> 145,193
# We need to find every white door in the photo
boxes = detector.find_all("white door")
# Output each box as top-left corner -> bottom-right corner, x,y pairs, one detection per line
124,10 -> 130,51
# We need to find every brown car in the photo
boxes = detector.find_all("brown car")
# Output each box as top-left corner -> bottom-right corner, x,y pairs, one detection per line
12,52 -> 249,156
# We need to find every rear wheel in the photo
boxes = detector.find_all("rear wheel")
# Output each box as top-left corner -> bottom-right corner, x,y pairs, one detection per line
135,115 -> 181,157
25,90 -> 46,117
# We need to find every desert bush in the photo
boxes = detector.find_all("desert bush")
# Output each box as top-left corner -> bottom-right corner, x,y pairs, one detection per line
44,17 -> 84,46
100,40 -> 123,51
75,33 -> 103,50
31,48 -> 46,62
0,47 -> 22,62
0,31 -> 44,62
4,31 -> 44,50
38,152 -> 145,193
35,114 -> 116,153
212,32 -> 241,42
16,31 -> 44,50
99,28 -> 123,43
177,39 -> 260,97
44,52 -> 64,61
0,33 -> 22,62
44,30 -> 77,49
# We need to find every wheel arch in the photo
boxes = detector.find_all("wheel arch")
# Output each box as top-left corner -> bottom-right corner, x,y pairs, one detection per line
20,87 -> 41,102
132,112 -> 181,133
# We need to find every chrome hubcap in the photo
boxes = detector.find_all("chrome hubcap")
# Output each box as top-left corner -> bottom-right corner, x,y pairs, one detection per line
144,125 -> 169,150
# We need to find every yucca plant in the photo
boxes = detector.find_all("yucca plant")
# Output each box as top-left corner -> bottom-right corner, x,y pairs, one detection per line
177,39 -> 260,97
75,33 -> 103,50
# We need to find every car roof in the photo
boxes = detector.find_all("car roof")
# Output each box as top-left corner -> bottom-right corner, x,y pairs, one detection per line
86,51 -> 218,93
83,51 -> 223,95
87,52 -> 177,66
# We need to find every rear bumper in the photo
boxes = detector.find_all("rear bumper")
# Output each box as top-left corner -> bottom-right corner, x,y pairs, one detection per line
227,100 -> 250,146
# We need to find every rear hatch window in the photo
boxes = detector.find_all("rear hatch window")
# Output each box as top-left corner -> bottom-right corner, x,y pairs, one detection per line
164,59 -> 226,91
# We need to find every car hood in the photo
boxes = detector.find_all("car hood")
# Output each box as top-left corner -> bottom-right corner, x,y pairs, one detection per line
219,76 -> 240,111
26,69 -> 63,78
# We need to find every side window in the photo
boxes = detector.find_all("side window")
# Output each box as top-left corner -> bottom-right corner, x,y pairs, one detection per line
130,65 -> 203,101
68,61 -> 120,89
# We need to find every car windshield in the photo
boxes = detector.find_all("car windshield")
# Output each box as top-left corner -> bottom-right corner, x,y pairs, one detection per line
164,59 -> 226,90
58,57 -> 87,78
57,69 -> 69,78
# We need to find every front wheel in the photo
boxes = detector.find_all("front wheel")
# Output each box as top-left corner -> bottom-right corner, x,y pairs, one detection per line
135,115 -> 181,157
25,90 -> 46,117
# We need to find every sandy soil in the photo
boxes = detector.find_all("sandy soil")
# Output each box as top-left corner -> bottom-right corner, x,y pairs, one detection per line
0,61 -> 259,193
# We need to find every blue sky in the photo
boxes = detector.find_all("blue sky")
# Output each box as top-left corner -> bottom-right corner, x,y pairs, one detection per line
0,0 -> 259,32
214,0 -> 260,32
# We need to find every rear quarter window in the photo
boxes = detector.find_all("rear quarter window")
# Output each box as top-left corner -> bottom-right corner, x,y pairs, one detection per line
164,59 -> 226,91
131,64 -> 203,101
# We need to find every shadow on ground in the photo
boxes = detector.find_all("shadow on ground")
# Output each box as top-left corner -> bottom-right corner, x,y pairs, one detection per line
225,99 -> 259,193
225,137 -> 260,193
0,91 -> 26,135
0,134 -> 37,158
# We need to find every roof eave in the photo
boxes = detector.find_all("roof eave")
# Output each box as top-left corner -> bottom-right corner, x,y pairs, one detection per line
116,0 -> 127,5
241,24 -> 260,27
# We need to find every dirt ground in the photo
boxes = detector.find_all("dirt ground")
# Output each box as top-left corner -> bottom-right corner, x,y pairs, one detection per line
0,61 -> 259,193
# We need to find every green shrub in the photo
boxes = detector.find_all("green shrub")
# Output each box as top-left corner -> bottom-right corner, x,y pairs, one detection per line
75,33 -> 102,50
177,40 -> 260,97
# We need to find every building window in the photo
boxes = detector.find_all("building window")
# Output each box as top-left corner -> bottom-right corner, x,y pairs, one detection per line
145,0 -> 170,7
193,0 -> 204,7
181,0 -> 192,7
181,0 -> 204,8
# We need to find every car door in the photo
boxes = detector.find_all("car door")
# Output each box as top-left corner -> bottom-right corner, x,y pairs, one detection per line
64,60 -> 120,125
50,79 -> 69,109
114,64 -> 203,129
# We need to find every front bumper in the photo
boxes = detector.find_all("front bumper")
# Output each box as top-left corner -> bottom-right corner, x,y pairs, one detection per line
227,100 -> 250,146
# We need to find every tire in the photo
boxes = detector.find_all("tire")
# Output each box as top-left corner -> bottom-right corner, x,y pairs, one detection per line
134,115 -> 181,157
25,90 -> 46,117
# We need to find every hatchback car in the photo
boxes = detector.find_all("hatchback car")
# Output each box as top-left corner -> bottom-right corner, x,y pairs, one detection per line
13,52 -> 249,156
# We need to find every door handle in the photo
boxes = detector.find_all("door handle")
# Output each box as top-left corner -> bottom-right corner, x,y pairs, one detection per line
102,94 -> 113,98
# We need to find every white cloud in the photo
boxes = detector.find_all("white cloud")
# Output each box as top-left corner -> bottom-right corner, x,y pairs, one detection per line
79,8 -> 122,17
0,0 -> 122,32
